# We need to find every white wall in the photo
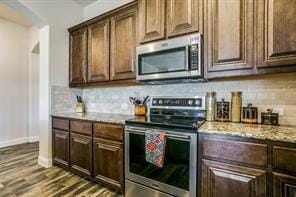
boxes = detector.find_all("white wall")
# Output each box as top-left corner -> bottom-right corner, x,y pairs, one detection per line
28,26 -> 39,140
19,0 -> 83,86
14,0 -> 84,167
0,18 -> 30,147
83,0 -> 133,21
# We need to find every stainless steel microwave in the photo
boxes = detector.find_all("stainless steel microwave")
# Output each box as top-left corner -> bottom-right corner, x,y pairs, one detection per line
136,34 -> 203,82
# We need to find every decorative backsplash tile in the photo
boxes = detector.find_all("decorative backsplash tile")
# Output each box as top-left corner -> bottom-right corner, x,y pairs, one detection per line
51,73 -> 296,126
51,86 -> 82,114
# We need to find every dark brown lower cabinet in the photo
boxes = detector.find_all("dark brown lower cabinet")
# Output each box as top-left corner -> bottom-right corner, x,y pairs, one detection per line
201,159 -> 267,197
52,129 -> 69,169
273,173 -> 296,197
70,133 -> 93,178
93,138 -> 124,191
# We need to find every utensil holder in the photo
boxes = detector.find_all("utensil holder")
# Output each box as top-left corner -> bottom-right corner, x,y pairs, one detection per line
76,102 -> 85,113
135,104 -> 146,116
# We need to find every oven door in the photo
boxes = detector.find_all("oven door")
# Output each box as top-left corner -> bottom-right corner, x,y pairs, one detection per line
125,126 -> 197,197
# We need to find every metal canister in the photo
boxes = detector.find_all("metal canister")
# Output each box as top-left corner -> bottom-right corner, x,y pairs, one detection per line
231,91 -> 242,123
206,92 -> 216,121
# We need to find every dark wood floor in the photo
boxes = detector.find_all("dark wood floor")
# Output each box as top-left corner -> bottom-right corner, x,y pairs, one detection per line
0,142 -> 121,196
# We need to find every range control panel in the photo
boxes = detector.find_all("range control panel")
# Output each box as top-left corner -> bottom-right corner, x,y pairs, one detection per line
151,96 -> 205,109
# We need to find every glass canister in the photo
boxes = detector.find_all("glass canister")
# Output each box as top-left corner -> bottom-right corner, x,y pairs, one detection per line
261,109 -> 279,126
242,103 -> 258,124
231,91 -> 242,123
216,98 -> 230,122
206,92 -> 216,121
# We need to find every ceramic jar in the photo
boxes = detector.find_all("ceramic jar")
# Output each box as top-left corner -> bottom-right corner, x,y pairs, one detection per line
231,91 -> 242,123
206,92 -> 216,121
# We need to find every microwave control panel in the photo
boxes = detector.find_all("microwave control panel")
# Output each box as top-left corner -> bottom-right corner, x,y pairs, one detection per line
190,44 -> 199,70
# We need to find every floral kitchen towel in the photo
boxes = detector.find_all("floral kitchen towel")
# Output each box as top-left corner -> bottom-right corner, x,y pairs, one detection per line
145,130 -> 166,168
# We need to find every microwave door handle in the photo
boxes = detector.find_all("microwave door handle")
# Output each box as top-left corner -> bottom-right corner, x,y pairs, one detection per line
185,45 -> 189,70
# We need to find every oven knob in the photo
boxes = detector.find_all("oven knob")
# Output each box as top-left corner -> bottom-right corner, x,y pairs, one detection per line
195,100 -> 200,106
188,99 -> 194,105
159,100 -> 163,105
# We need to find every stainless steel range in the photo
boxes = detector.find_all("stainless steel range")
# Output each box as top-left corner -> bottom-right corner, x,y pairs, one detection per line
125,96 -> 206,197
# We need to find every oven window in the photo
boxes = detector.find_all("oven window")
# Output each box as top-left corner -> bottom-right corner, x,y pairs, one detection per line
129,133 -> 190,191
139,47 -> 187,75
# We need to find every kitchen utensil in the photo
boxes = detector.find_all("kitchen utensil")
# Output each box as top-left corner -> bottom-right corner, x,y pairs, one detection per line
144,98 -> 150,105
216,98 -> 230,122
143,96 -> 150,105
261,109 -> 279,126
129,97 -> 136,104
242,103 -> 258,124
135,99 -> 142,105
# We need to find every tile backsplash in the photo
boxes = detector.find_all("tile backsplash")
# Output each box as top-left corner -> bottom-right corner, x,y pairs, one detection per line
51,86 -> 82,114
51,73 -> 296,126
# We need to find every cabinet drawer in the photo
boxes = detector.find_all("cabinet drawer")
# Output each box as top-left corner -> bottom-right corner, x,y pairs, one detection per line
52,118 -> 69,130
273,146 -> 296,174
70,120 -> 92,136
93,123 -> 123,142
202,138 -> 268,167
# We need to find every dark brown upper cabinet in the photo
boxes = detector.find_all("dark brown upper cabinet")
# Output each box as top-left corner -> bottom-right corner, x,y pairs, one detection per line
138,0 -> 166,43
204,0 -> 255,74
256,0 -> 296,68
138,0 -> 201,43
110,5 -> 137,80
166,0 -> 200,37
68,2 -> 138,87
87,19 -> 110,82
69,28 -> 87,85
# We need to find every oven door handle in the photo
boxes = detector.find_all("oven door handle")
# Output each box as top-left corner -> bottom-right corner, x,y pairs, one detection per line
126,128 -> 191,140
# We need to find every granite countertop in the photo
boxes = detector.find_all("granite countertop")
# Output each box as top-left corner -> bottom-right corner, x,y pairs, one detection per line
52,112 -> 135,125
199,121 -> 296,143
52,112 -> 296,143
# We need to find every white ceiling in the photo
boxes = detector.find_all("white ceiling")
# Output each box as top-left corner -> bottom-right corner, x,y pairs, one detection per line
0,3 -> 32,27
72,0 -> 97,7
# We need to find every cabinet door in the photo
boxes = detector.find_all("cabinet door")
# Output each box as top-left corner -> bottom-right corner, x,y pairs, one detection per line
70,133 -> 92,178
256,0 -> 296,67
93,138 -> 124,191
166,0 -> 200,37
69,28 -> 87,85
204,0 -> 254,72
88,19 -> 110,82
53,129 -> 69,169
110,5 -> 137,81
201,159 -> 266,197
274,173 -> 296,197
138,0 -> 165,43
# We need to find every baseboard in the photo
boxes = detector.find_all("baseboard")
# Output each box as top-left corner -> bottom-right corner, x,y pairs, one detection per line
0,136 -> 40,148
38,155 -> 52,168
28,136 -> 39,142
